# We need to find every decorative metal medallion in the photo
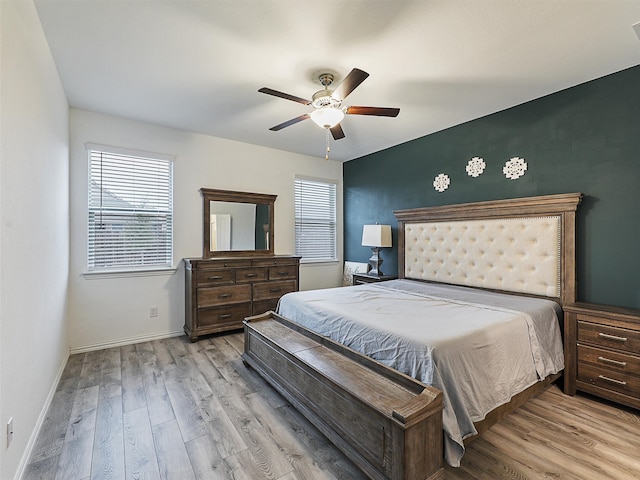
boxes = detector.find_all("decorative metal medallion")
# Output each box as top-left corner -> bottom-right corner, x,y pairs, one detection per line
503,157 -> 527,180
466,157 -> 486,177
433,173 -> 450,192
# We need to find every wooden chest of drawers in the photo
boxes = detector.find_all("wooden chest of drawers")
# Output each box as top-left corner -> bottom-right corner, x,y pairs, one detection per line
564,302 -> 640,410
183,255 -> 300,341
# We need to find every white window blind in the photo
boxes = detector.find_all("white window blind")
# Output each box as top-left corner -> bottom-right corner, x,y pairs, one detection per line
295,177 -> 337,262
87,148 -> 173,271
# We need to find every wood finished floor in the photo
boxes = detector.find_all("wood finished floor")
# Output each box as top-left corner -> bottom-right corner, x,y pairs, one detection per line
24,332 -> 640,480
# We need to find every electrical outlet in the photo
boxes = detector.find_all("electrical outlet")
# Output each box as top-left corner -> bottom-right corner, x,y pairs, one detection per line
7,417 -> 13,448
149,306 -> 158,317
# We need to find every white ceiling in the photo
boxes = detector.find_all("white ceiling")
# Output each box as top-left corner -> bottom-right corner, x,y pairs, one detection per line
34,0 -> 640,162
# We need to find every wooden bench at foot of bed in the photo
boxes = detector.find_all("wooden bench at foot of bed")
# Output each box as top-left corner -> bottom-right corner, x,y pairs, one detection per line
242,311 -> 445,480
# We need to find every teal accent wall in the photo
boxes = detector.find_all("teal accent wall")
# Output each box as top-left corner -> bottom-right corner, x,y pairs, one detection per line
344,65 -> 640,309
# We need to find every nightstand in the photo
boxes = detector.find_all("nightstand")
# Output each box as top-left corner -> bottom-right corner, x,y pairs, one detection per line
564,302 -> 640,410
352,273 -> 397,285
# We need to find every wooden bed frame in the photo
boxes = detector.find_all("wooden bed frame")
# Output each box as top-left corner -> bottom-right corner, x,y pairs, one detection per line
243,193 -> 583,480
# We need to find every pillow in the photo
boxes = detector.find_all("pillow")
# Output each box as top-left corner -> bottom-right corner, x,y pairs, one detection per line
343,261 -> 369,286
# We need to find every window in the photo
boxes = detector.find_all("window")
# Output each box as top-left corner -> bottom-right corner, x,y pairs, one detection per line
87,145 -> 173,272
294,177 -> 337,263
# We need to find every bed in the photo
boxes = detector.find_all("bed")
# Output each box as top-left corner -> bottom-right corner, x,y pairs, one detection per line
243,193 -> 583,479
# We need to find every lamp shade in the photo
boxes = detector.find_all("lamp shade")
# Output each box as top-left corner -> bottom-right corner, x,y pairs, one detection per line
361,224 -> 392,248
309,107 -> 345,128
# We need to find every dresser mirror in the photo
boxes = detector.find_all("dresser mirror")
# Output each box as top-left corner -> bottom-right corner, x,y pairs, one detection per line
201,188 -> 276,258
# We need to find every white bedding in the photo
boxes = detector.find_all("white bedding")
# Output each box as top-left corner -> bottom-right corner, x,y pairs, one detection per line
277,279 -> 564,467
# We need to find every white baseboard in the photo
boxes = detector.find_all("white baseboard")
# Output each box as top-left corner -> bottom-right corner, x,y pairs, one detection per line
69,329 -> 185,354
15,352 -> 70,480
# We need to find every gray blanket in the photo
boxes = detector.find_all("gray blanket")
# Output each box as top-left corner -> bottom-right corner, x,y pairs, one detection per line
277,279 -> 564,466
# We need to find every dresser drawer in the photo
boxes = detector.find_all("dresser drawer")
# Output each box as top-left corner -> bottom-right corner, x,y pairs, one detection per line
577,320 -> 640,354
197,304 -> 251,330
197,284 -> 251,308
252,257 -> 298,267
268,265 -> 298,280
253,280 -> 297,301
578,362 -> 640,398
578,344 -> 640,377
199,259 -> 252,269
235,267 -> 267,283
196,269 -> 235,286
253,299 -> 279,316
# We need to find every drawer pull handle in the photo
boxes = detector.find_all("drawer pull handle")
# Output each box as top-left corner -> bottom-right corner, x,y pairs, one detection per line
208,276 -> 223,281
219,314 -> 232,319
598,375 -> 627,386
219,293 -> 232,298
598,332 -> 627,342
598,356 -> 627,367
245,273 -> 258,278
270,288 -> 282,293
277,271 -> 288,275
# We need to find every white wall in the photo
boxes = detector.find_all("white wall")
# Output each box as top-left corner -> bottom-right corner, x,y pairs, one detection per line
69,109 -> 343,351
0,1 -> 70,479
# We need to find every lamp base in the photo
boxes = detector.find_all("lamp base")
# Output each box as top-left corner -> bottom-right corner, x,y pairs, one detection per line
368,247 -> 385,276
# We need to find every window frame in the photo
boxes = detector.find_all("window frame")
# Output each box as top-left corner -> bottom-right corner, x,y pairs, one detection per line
85,143 -> 175,276
294,176 -> 338,264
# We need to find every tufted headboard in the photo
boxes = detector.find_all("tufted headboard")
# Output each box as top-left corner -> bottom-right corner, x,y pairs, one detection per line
393,193 -> 583,306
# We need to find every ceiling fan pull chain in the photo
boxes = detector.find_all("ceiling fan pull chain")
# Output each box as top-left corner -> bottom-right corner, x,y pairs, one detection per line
325,128 -> 330,161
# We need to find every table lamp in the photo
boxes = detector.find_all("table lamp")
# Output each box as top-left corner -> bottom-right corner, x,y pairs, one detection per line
361,224 -> 392,276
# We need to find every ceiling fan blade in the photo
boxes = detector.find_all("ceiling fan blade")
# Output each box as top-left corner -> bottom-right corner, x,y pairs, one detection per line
269,114 -> 310,131
330,123 -> 345,140
331,68 -> 369,101
258,87 -> 311,105
346,106 -> 400,117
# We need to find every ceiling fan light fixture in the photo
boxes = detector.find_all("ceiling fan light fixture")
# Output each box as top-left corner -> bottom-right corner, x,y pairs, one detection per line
309,107 -> 345,129
259,68 -> 399,141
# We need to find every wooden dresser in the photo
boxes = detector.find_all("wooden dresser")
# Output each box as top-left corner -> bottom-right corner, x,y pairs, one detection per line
564,302 -> 640,410
183,255 -> 300,341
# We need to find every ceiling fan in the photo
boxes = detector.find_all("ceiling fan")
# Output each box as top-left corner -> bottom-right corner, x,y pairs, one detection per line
258,68 -> 400,143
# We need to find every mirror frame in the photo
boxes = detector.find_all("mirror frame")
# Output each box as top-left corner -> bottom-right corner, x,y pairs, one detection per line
201,188 -> 277,258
